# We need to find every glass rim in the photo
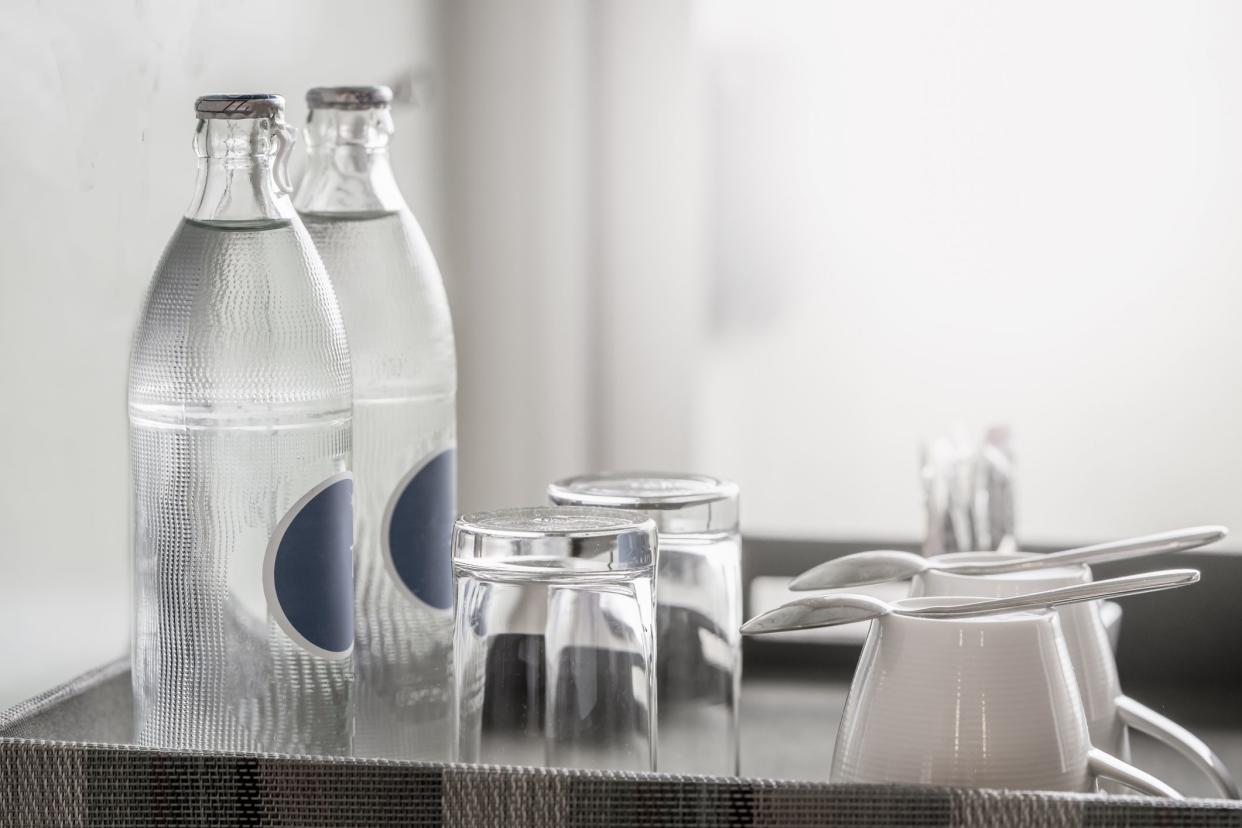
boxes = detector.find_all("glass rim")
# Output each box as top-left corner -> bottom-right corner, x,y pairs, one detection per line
452,506 -> 657,580
547,471 -> 739,511
455,506 -> 655,540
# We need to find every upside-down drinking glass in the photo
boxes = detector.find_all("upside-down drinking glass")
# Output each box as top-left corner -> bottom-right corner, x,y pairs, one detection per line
548,473 -> 742,775
452,506 -> 658,771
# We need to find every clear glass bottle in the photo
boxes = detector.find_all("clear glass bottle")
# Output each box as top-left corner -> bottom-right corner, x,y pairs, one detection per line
129,94 -> 354,754
295,86 -> 457,760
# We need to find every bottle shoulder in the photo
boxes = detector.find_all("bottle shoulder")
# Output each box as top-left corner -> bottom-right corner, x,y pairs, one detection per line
299,207 -> 456,393
129,218 -> 351,409
299,208 -> 449,301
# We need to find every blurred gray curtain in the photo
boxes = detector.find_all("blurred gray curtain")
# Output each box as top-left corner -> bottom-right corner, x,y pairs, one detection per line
441,1 -> 706,512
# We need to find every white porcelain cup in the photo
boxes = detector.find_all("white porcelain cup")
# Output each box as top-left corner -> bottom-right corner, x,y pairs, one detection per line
831,598 -> 1181,797
911,552 -> 1237,799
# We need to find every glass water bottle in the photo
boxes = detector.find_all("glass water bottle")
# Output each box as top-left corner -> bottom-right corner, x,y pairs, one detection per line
295,86 -> 457,760
129,94 -> 354,754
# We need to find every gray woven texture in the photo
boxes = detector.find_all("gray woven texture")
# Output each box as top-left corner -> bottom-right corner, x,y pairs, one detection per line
2,663 -> 1241,827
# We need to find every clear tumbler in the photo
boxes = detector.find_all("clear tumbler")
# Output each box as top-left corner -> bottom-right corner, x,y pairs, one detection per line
452,506 -> 657,771
548,473 -> 742,775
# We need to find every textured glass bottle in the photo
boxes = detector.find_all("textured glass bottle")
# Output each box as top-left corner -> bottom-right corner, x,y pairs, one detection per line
295,86 -> 457,760
129,94 -> 354,754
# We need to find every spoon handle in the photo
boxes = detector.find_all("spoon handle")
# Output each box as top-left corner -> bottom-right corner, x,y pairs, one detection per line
910,569 -> 1199,618
948,526 -> 1226,575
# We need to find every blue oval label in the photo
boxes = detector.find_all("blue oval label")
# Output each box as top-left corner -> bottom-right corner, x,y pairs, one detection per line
264,473 -> 354,659
383,448 -> 457,610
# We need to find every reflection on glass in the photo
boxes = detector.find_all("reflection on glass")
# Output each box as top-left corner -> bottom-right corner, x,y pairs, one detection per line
452,507 -> 657,770
549,472 -> 742,776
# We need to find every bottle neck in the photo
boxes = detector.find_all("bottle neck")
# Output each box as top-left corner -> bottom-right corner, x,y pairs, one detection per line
293,107 -> 406,215
186,116 -> 296,225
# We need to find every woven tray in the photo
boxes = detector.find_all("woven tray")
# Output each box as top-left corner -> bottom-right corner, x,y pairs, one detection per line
2,661 -> 1239,827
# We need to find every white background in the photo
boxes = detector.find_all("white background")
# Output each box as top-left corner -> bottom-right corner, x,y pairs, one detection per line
693,1 -> 1242,543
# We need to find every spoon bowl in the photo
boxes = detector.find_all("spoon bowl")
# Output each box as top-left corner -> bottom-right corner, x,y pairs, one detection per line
738,593 -> 887,634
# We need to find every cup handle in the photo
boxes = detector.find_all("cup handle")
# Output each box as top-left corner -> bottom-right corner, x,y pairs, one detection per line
1116,694 -> 1239,799
1088,748 -> 1183,799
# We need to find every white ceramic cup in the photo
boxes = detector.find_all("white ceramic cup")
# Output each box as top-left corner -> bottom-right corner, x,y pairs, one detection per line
911,552 -> 1237,799
830,598 -> 1181,797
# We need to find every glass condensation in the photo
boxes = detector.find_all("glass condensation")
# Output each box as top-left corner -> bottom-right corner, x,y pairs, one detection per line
452,508 -> 657,771
295,88 -> 457,761
548,473 -> 742,775
129,97 -> 353,754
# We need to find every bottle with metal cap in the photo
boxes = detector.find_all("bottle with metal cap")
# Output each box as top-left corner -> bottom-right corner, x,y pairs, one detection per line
129,94 -> 354,754
294,86 -> 456,760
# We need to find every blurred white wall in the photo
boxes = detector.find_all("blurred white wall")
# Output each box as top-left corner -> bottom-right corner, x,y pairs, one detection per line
439,1 -> 595,515
693,0 -> 1242,547
0,0 -> 443,707
440,1 -> 704,512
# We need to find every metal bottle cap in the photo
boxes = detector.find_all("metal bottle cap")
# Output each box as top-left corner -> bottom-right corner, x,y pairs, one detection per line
194,94 -> 286,120
306,86 -> 393,110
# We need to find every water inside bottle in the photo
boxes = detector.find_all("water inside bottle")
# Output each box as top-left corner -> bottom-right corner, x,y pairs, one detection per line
301,209 -> 457,761
130,217 -> 353,754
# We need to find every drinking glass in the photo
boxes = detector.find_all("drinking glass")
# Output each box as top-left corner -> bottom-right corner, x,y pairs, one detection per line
452,506 -> 657,771
548,472 -> 741,776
